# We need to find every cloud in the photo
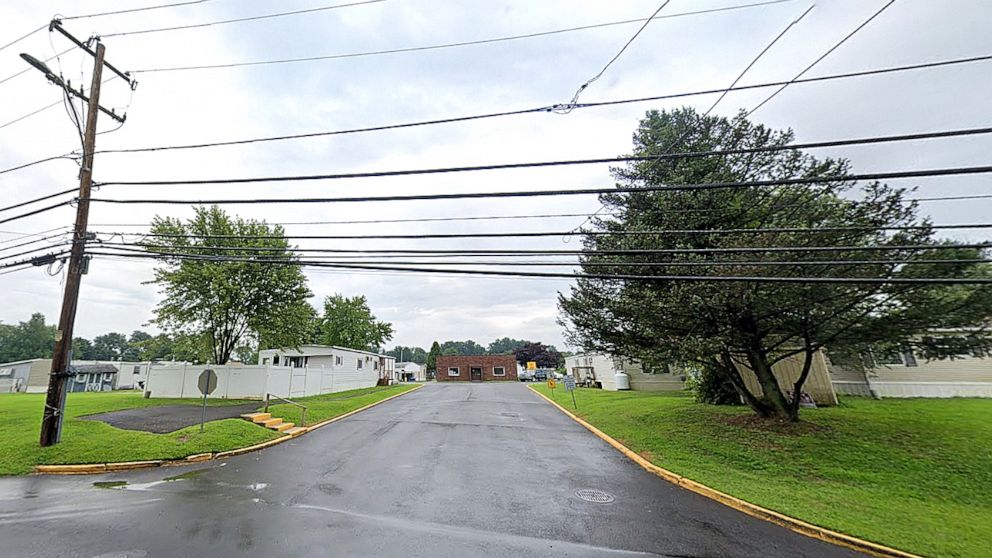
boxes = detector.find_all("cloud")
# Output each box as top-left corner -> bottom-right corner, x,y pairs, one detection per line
2,0 -> 991,350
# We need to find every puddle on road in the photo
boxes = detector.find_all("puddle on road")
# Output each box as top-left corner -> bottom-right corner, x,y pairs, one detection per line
163,469 -> 208,482
93,481 -> 128,489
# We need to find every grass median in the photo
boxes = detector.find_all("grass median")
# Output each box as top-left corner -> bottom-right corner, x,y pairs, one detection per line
264,383 -> 418,426
532,385 -> 991,558
0,384 -> 419,476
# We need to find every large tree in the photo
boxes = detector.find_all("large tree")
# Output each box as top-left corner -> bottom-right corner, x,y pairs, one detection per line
487,337 -> 529,354
0,313 -> 56,362
440,340 -> 486,355
92,332 -> 130,360
559,108 -> 992,421
425,341 -> 441,375
144,206 -> 313,364
386,345 -> 428,364
313,294 -> 393,352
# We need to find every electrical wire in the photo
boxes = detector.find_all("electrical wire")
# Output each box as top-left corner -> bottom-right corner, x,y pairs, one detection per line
102,222 -> 992,242
0,24 -> 46,54
0,242 -> 72,263
558,0 -> 672,113
88,126 -> 992,186
91,53 -> 992,155
0,48 -> 75,88
747,0 -> 897,116
92,242 -> 992,257
63,0 -> 212,20
85,250 -> 992,285
0,232 -> 69,254
89,164 -> 992,193
0,200 -> 72,226
131,0 -> 797,73
0,188 -> 77,214
101,0 -> 386,38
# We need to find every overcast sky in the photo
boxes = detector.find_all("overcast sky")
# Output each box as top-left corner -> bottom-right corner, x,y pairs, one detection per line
1,0 -> 990,351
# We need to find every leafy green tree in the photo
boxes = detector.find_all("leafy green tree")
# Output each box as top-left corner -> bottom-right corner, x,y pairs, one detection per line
92,332 -> 130,360
0,313 -> 56,362
559,108 -> 992,421
313,294 -> 393,352
439,340 -> 486,355
144,206 -> 313,364
426,341 -> 441,375
71,337 -> 96,360
486,337 -> 529,354
386,345 -> 428,364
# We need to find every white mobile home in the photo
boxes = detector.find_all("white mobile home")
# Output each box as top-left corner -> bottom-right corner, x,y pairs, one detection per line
565,352 -> 685,391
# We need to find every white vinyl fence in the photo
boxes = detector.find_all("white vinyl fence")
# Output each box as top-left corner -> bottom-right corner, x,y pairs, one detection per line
144,364 -> 379,399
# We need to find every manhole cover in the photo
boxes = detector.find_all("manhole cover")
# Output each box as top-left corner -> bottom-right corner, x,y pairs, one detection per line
575,489 -> 615,503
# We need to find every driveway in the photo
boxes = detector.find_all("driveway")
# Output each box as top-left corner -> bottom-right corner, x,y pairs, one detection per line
81,402 -> 263,433
0,383 -> 865,557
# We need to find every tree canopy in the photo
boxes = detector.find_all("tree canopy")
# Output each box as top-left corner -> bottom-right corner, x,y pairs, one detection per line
313,294 -> 394,352
0,313 -> 56,363
144,206 -> 313,364
559,108 -> 992,421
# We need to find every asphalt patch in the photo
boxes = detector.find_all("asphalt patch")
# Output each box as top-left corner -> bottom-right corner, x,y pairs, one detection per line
81,402 -> 262,433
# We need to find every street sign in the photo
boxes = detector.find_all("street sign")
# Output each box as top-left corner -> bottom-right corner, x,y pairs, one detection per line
563,376 -> 576,391
547,379 -> 556,389
526,361 -> 537,370
197,369 -> 217,432
198,369 -> 218,395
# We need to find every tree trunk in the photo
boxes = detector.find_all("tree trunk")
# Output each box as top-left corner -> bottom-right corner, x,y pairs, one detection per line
718,351 -> 775,418
743,344 -> 798,422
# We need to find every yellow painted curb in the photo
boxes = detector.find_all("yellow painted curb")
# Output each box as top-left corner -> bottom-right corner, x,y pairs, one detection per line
527,385 -> 921,558
32,384 -> 424,476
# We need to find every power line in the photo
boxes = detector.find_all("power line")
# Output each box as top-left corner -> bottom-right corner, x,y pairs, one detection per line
0,48 -> 75,88
87,166 -> 992,202
0,200 -> 72,226
101,0 -> 386,38
0,155 -> 78,177
0,24 -> 46,54
0,98 -> 64,132
0,232 -> 68,254
63,0 -> 212,20
560,0 -> 672,111
91,53 -> 992,155
89,126 -> 992,186
131,0 -> 796,73
748,0 -> 897,116
0,242 -> 72,264
103,222 -> 992,242
0,225 -> 69,242
85,250 -> 992,285
93,242 -> 992,256
0,188 -> 83,214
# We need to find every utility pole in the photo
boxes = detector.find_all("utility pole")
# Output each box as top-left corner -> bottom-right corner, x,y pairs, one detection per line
31,21 -> 133,446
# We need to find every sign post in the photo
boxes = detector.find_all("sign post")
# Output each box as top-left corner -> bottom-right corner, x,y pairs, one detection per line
197,369 -> 218,432
547,378 -> 556,398
563,375 -> 577,409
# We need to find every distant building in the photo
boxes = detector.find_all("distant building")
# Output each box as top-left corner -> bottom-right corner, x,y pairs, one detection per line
565,352 -> 684,392
395,362 -> 425,382
66,364 -> 118,392
0,358 -> 157,393
435,355 -> 518,382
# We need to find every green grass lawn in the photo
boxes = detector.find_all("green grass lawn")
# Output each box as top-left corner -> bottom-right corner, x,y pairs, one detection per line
0,385 -> 418,476
532,385 -> 992,558
265,384 -> 418,426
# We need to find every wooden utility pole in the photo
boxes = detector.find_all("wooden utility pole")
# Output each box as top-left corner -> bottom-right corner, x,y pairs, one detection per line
38,43 -> 106,447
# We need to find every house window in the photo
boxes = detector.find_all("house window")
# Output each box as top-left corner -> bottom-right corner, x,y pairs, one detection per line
262,358 -> 270,365
335,356 -> 342,366
133,366 -> 141,374
448,367 -> 460,376
373,361 -> 378,370
493,367 -> 505,376
103,373 -> 113,382
357,359 -> 363,369
273,355 -> 280,365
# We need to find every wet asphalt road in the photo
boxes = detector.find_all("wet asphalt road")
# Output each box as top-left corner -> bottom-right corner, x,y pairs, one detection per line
0,383 -> 865,557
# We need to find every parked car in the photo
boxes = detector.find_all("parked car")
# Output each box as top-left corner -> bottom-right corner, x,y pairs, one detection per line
533,369 -> 548,382
518,369 -> 534,382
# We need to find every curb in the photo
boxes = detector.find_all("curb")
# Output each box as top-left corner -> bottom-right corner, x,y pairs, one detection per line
33,384 -> 424,476
527,385 -> 921,558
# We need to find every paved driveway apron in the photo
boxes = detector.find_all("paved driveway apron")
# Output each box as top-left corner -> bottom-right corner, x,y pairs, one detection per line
0,383 -> 865,557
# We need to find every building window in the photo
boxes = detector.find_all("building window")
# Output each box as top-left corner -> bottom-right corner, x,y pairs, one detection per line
448,367 -> 460,376
133,366 -> 141,374
262,358 -> 270,365
357,359 -> 363,369
273,355 -> 280,365
374,361 -> 379,370
493,367 -> 505,376
335,356 -> 342,366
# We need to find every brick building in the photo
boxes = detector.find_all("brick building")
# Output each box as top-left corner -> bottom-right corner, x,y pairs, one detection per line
435,355 -> 518,382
